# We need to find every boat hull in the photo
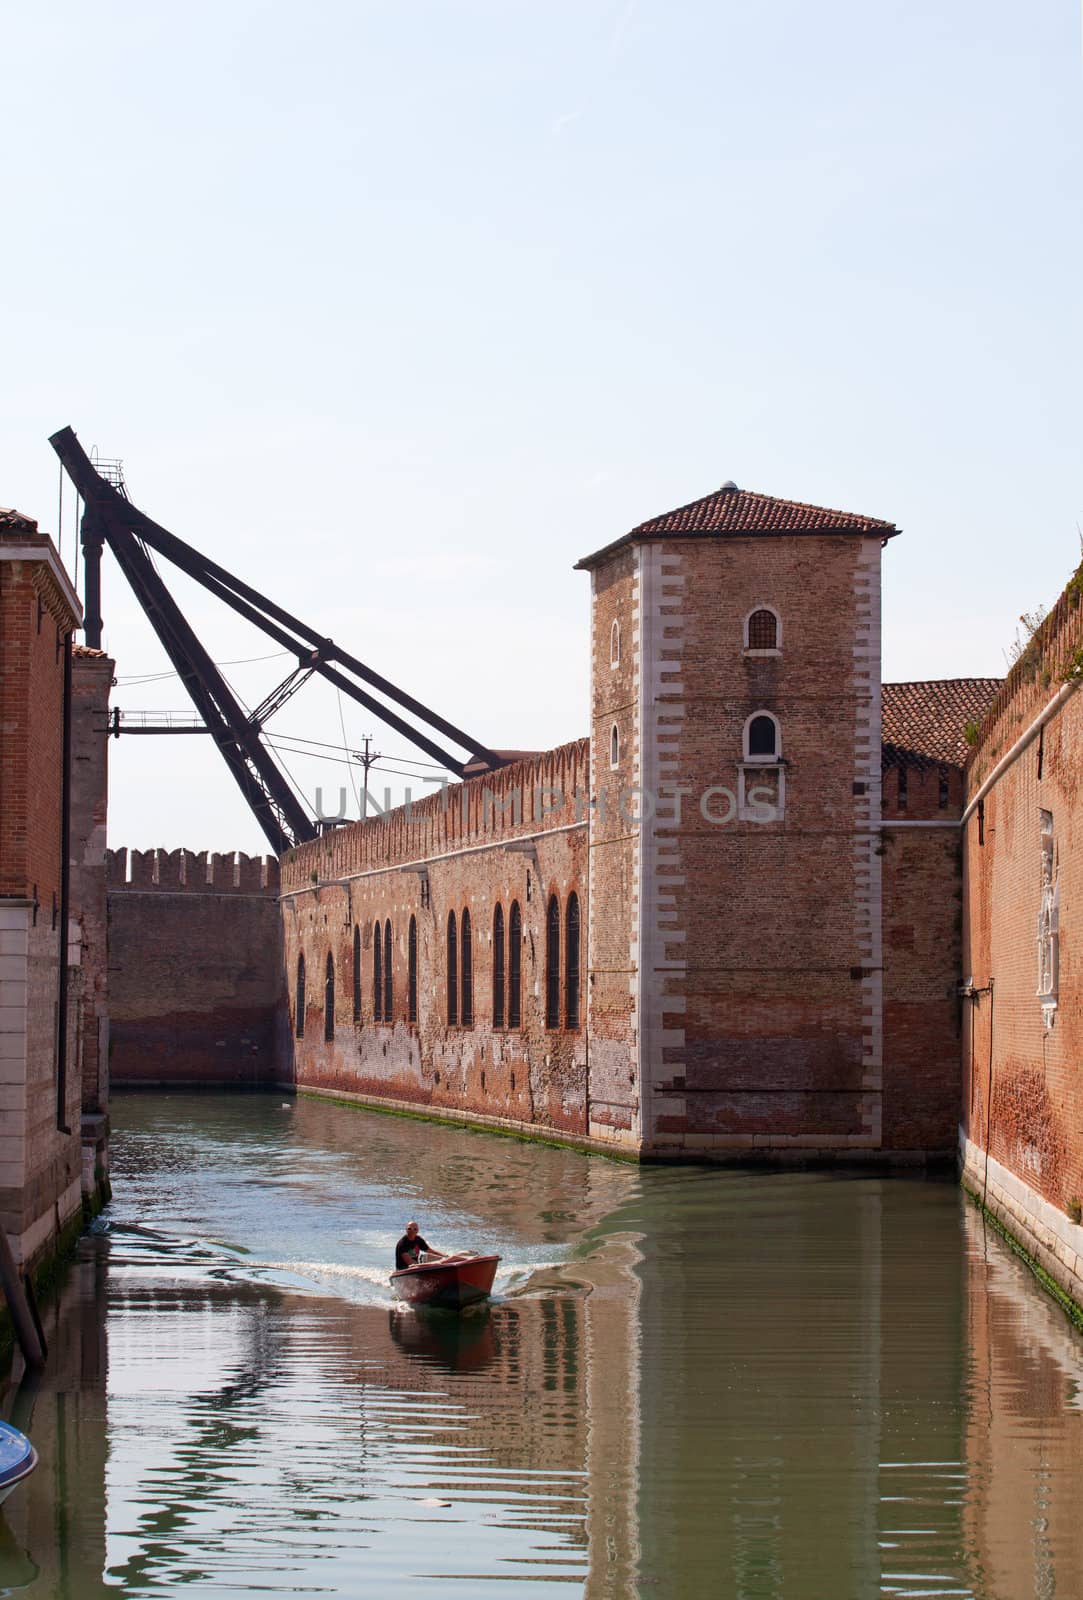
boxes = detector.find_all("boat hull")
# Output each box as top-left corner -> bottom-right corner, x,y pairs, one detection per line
390,1253 -> 500,1310
0,1422 -> 37,1505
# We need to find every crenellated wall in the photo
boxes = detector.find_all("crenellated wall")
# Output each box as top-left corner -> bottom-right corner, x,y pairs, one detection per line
107,847 -> 284,1085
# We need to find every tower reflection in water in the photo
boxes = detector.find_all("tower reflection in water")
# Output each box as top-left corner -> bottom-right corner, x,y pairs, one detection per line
4,1174 -> 1083,1597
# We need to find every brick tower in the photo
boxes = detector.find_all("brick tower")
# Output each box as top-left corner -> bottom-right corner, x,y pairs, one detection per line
577,482 -> 898,1156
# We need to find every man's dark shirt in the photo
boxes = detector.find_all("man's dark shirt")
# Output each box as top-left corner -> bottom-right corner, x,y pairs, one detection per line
395,1234 -> 429,1270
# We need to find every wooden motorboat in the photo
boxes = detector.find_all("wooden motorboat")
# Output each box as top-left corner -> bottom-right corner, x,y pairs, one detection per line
0,1421 -> 37,1505
390,1252 -> 500,1310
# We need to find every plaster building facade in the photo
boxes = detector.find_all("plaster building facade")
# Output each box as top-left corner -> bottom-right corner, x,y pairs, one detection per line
0,510 -> 111,1282
279,484 -> 999,1163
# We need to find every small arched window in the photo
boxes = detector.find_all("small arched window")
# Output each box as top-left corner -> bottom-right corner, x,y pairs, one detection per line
611,619 -> 621,667
745,712 -> 780,763
447,911 -> 458,1025
383,920 -> 393,1021
610,724 -> 619,768
295,953 -> 306,1038
745,607 -> 780,651
546,894 -> 561,1029
408,915 -> 418,1024
324,953 -> 335,1042
373,921 -> 383,1022
493,904 -> 505,1029
508,901 -> 522,1028
461,908 -> 473,1028
565,892 -> 580,1030
352,926 -> 361,1022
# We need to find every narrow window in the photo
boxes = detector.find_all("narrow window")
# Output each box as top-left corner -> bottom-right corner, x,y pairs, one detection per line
493,904 -> 506,1029
565,892 -> 580,1030
295,954 -> 306,1038
1038,810 -> 1059,1028
324,953 -> 335,1041
746,713 -> 779,761
383,920 -> 393,1021
546,894 -> 561,1029
938,767 -> 949,810
373,921 -> 383,1022
461,908 -> 473,1027
508,902 -> 522,1028
408,916 -> 418,1024
898,763 -> 908,811
746,608 -> 778,650
447,911 -> 458,1025
352,926 -> 361,1022
978,798 -> 985,846
610,724 -> 619,768
611,619 -> 621,667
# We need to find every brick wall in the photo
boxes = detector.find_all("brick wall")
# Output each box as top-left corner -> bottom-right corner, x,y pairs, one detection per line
107,848 -> 283,1085
280,743 -> 591,1140
960,568 -> 1083,1297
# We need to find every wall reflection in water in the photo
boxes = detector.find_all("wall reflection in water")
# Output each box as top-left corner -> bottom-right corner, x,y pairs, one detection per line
3,1143 -> 1083,1598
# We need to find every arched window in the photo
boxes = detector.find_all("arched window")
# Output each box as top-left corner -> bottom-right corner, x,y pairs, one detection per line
352,926 -> 361,1022
610,619 -> 621,667
546,894 -> 561,1029
383,920 -> 393,1021
373,921 -> 383,1022
745,607 -> 780,651
295,953 -> 306,1038
408,916 -> 418,1024
508,901 -> 522,1028
493,904 -> 505,1029
744,712 -> 780,763
324,953 -> 335,1041
565,893 -> 580,1030
461,908 -> 473,1027
447,911 -> 458,1025
610,724 -> 619,768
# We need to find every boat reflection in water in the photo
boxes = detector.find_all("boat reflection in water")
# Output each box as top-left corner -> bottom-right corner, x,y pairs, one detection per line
388,1303 -> 498,1373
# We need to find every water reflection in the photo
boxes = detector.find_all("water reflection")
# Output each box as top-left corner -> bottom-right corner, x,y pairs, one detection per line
1,1095 -> 1082,1598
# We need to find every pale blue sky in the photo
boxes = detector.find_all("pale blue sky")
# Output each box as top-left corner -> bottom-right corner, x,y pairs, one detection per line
3,0 -> 1081,853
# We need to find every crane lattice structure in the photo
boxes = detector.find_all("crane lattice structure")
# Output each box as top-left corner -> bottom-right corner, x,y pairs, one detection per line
50,426 -> 507,854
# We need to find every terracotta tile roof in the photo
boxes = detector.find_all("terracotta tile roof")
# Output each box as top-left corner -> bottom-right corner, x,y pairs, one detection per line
576,483 -> 898,568
72,644 -> 109,659
0,508 -> 42,538
882,679 -> 1002,769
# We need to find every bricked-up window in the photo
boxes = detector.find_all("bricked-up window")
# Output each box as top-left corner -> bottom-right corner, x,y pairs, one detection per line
611,619 -> 621,667
353,926 -> 361,1022
493,904 -> 506,1028
324,954 -> 335,1042
745,713 -> 779,762
610,724 -> 619,768
508,902 -> 522,1028
938,767 -> 949,809
897,763 -> 908,811
565,893 -> 581,1029
296,954 -> 306,1038
408,916 -> 418,1024
383,920 -> 393,1020
447,911 -> 458,1025
546,895 -> 561,1029
746,608 -> 778,650
461,909 -> 474,1027
1038,809 -> 1059,1028
373,922 -> 383,1022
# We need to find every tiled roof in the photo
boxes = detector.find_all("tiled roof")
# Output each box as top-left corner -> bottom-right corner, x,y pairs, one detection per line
576,483 -> 898,568
0,508 -> 42,538
72,644 -> 109,659
882,679 -> 1002,769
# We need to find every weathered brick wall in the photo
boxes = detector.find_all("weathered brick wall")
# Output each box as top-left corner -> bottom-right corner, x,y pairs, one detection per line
960,571 -> 1083,1278
107,848 -> 283,1085
71,649 -> 113,1121
280,743 -> 591,1138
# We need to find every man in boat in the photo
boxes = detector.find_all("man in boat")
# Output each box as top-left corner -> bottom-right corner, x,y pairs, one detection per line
394,1221 -> 446,1271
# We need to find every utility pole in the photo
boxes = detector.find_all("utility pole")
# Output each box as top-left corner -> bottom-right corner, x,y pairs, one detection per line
355,734 -> 381,820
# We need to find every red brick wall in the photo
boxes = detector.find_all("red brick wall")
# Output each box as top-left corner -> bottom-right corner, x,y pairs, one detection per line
281,743 -> 590,1136
961,579 -> 1083,1211
107,848 -> 283,1085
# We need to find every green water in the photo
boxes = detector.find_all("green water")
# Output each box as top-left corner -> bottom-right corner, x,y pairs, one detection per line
3,1092 -> 1083,1598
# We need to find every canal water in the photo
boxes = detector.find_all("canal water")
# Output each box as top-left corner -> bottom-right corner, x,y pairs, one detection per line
4,1094 -> 1083,1599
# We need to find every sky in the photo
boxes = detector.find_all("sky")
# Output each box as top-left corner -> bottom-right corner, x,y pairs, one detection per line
3,0 -> 1081,856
